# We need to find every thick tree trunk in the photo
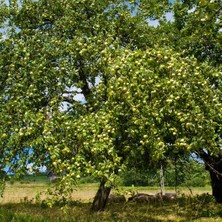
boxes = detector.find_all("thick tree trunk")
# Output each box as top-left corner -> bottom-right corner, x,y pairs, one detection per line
91,178 -> 111,211
207,162 -> 222,203
200,153 -> 222,203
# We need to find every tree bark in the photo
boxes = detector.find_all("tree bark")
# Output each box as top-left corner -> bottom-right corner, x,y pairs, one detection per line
91,178 -> 111,211
200,152 -> 222,203
206,161 -> 222,203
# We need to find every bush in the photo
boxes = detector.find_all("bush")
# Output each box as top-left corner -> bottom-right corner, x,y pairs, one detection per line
78,176 -> 99,184
120,168 -> 159,186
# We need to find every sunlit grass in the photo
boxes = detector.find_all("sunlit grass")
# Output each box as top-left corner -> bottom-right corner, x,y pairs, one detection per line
1,195 -> 222,222
0,178 -> 221,222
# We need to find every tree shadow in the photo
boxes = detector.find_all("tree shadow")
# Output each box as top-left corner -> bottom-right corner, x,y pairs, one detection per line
0,194 -> 221,222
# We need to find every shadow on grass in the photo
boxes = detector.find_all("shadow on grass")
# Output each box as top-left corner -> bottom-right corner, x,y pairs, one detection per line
0,194 -> 222,222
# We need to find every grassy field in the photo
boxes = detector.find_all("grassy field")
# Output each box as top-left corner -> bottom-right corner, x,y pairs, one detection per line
0,176 -> 222,222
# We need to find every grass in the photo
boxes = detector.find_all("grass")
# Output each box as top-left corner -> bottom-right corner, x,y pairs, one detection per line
0,177 -> 222,222
1,195 -> 222,222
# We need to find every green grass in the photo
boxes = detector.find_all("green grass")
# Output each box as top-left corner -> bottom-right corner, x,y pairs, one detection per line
0,177 -> 221,222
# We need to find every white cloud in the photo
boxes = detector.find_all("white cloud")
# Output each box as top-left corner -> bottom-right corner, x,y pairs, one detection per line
26,163 -> 47,174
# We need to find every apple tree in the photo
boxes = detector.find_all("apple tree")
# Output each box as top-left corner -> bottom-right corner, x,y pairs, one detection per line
156,0 -> 222,202
0,0 -> 172,210
137,0 -> 222,202
0,0 -> 221,210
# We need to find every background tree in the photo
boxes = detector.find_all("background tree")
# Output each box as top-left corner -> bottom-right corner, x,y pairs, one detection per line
184,0 -> 222,202
135,0 -> 222,202
156,0 -> 222,202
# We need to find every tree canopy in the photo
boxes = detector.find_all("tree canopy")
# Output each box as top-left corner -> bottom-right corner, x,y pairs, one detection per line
0,0 -> 221,210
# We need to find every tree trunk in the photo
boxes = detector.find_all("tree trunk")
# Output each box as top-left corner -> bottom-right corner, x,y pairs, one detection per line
91,178 -> 111,211
200,153 -> 222,203
160,163 -> 165,196
206,161 -> 222,203
209,169 -> 222,203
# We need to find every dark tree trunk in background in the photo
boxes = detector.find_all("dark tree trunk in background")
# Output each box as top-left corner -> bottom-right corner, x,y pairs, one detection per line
200,152 -> 222,203
160,163 -> 165,196
91,178 -> 111,211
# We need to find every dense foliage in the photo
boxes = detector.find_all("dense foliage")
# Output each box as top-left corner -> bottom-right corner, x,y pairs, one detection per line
0,0 -> 221,209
